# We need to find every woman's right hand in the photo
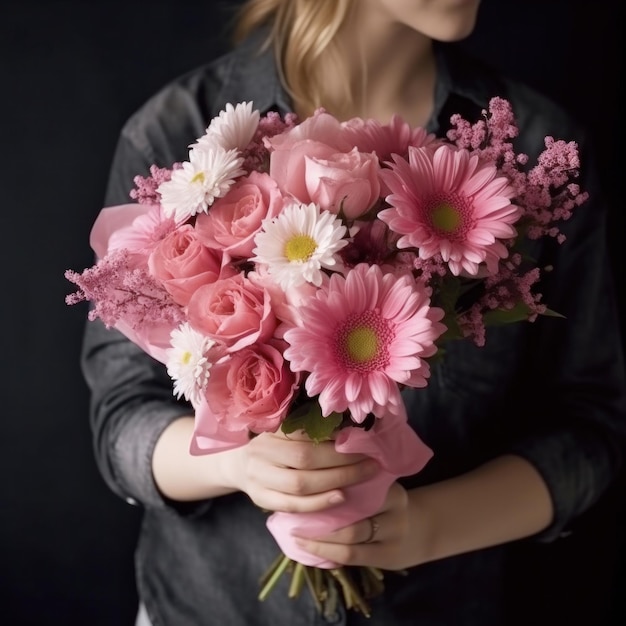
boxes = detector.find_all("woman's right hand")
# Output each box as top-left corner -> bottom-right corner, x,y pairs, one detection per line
221,429 -> 380,514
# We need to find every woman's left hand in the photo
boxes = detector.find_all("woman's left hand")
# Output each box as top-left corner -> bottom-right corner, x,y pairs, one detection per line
293,482 -> 427,571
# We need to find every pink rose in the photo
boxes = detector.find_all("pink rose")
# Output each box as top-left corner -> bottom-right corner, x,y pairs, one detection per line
148,224 -> 227,306
248,267 -> 323,337
187,272 -> 276,351
266,111 -> 381,219
204,341 -> 301,434
195,171 -> 284,258
303,147 -> 381,218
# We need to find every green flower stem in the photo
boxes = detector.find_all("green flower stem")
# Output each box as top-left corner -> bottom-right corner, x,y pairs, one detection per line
258,551 -> 286,589
331,568 -> 372,617
301,566 -> 323,613
259,552 -> 386,618
257,554 -> 292,602
288,562 -> 305,598
313,564 -> 323,593
360,566 -> 385,598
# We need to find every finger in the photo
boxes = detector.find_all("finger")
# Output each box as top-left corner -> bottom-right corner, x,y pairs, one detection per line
265,460 -> 379,495
293,536 -> 383,567
260,432 -> 369,470
251,487 -> 346,514
243,450 -> 348,510
277,440 -> 370,471
305,514 -> 386,545
257,459 -> 379,496
363,515 -> 382,543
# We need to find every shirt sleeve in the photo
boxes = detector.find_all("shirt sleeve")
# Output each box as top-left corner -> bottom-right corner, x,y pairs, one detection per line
507,135 -> 626,541
81,129 -> 209,514
78,52 -> 263,515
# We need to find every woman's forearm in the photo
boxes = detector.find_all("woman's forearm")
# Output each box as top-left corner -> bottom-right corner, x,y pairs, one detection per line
151,417 -> 241,501
410,454 -> 554,565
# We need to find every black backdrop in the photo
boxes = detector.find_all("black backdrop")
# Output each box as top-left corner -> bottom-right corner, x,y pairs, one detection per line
1,2 -> 623,625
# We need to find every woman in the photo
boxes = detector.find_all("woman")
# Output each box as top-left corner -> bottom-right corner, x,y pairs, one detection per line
82,1 -> 626,624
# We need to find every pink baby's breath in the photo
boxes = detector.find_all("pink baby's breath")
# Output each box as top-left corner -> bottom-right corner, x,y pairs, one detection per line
65,249 -> 184,330
241,111 -> 299,172
130,163 -> 183,204
447,97 -> 587,249
458,254 -> 546,346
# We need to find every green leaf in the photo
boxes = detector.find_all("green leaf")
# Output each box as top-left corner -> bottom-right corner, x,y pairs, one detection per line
541,307 -> 566,319
281,401 -> 343,443
483,302 -> 566,327
435,275 -> 462,312
438,312 -> 464,342
482,302 -> 533,326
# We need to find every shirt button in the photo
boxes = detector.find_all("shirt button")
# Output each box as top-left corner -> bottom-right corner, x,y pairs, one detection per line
125,496 -> 138,506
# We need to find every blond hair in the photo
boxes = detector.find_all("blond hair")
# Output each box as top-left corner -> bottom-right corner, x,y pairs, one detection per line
233,0 -> 354,118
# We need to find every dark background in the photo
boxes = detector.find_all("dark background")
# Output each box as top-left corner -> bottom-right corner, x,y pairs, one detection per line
0,1 -> 623,625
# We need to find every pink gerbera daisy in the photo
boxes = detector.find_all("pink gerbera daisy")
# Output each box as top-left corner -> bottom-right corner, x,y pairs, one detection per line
378,144 -> 521,276
341,114 -> 437,161
283,263 -> 446,422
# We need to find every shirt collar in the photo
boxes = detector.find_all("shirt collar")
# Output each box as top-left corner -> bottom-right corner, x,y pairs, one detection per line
428,41 -> 502,134
219,31 -> 501,132
218,27 -> 291,115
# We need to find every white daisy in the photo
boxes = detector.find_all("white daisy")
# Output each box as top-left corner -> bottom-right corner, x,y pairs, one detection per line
192,101 -> 260,152
166,322 -> 216,406
157,145 -> 245,222
252,201 -> 349,290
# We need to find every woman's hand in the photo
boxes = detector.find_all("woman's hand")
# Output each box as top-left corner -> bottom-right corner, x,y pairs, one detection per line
221,429 -> 380,514
290,454 -> 554,571
292,482 -> 429,571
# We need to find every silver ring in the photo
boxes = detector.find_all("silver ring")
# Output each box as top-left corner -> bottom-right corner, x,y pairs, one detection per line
364,516 -> 380,543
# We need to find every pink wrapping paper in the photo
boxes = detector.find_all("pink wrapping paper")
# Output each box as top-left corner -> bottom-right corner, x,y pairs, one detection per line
189,396 -> 251,453
266,404 -> 432,568
90,203 -> 151,259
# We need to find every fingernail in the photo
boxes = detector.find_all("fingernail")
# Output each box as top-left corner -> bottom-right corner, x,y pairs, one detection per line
328,492 -> 344,504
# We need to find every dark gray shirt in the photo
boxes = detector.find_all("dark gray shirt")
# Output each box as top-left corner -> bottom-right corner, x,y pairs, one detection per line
81,30 -> 626,626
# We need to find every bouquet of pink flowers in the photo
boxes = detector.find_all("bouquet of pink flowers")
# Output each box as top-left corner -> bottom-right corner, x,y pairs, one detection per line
66,98 -> 586,616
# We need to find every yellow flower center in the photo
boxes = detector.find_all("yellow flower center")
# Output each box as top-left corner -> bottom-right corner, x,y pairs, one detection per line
335,310 -> 392,373
284,234 -> 317,262
181,351 -> 192,365
431,202 -> 461,233
345,326 -> 378,363
191,172 -> 206,184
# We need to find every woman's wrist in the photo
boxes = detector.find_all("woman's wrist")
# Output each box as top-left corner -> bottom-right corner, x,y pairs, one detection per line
152,416 -> 241,501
